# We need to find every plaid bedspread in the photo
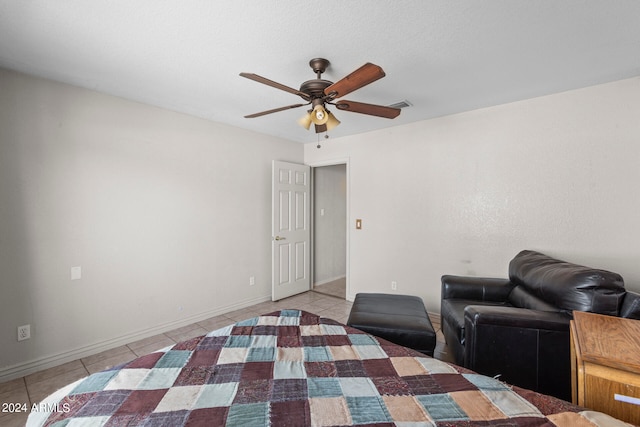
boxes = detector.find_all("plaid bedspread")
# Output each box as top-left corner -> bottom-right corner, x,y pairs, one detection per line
27,310 -> 631,426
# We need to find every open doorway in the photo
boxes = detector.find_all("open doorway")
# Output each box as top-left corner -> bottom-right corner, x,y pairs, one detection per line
312,163 -> 347,299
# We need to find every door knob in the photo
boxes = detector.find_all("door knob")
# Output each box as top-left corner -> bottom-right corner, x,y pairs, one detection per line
274,236 -> 286,241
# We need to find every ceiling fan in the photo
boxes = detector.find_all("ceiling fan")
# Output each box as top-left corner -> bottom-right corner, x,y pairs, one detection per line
240,58 -> 401,134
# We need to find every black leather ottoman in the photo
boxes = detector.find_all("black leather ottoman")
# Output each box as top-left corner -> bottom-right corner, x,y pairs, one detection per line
347,293 -> 436,356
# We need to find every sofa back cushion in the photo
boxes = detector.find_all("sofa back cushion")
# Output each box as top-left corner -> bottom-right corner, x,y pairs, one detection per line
508,250 -> 625,315
508,285 -> 560,312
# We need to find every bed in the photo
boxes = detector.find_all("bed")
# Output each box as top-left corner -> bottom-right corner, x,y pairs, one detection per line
27,309 -> 633,426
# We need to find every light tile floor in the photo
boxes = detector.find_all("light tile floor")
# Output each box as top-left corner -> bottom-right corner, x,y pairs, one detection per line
0,290 -> 451,426
313,277 -> 347,299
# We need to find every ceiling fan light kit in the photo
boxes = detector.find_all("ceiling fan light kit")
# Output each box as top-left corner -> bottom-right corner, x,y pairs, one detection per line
325,110 -> 340,131
312,104 -> 327,124
240,58 -> 400,134
297,111 -> 313,130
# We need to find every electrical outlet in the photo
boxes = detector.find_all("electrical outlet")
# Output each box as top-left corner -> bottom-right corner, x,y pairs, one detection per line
17,324 -> 30,341
391,281 -> 397,290
249,276 -> 255,286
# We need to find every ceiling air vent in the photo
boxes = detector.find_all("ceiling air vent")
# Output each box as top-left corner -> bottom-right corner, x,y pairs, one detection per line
388,100 -> 412,109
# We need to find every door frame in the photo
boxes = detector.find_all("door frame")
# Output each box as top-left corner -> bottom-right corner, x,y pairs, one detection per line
307,157 -> 351,301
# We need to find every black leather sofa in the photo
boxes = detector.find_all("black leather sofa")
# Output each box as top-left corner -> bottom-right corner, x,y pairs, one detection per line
441,250 -> 640,401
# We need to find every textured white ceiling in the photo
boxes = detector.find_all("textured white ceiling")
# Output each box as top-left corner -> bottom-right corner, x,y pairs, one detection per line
1,1 -> 640,143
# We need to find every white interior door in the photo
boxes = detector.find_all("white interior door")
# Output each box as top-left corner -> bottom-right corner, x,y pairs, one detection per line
272,160 -> 311,301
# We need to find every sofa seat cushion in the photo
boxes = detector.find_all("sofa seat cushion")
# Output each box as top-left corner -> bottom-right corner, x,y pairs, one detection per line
509,250 -> 625,315
347,293 -> 436,356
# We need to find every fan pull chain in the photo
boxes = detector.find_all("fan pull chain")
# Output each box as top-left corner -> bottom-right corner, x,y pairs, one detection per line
317,132 -> 330,149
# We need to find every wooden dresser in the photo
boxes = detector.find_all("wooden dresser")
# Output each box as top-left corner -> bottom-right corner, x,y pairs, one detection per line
570,310 -> 640,424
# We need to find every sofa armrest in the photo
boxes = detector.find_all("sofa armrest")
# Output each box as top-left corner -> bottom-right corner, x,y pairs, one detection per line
441,275 -> 515,302
463,305 -> 572,401
464,305 -> 571,331
620,290 -> 640,319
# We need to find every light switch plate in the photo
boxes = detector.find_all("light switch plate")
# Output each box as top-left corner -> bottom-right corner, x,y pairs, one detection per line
71,266 -> 82,280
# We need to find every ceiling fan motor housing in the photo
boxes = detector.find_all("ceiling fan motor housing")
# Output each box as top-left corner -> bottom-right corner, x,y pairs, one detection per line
300,79 -> 333,98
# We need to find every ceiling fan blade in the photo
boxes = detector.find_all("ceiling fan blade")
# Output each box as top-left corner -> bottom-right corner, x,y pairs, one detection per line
240,73 -> 310,101
334,100 -> 401,119
324,63 -> 386,98
244,103 -> 307,118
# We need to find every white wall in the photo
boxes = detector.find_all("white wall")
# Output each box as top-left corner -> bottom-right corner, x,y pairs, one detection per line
313,164 -> 347,285
0,69 -> 302,380
3,68 -> 639,381
305,77 -> 640,311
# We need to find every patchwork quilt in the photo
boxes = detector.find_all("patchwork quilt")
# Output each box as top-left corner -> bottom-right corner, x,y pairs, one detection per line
27,310 -> 632,426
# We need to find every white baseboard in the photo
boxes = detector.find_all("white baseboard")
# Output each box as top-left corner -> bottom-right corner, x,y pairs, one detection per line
0,294 -> 271,384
